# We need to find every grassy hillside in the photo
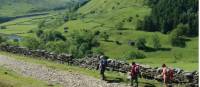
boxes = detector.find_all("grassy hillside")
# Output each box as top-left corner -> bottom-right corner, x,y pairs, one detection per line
0,0 -> 81,17
0,14 -> 56,39
59,0 -> 198,69
0,0 -> 198,70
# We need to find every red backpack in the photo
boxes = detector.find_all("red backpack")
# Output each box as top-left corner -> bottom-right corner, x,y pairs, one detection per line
168,69 -> 174,80
131,65 -> 139,76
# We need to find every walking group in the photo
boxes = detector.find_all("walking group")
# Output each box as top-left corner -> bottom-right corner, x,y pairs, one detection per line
98,56 -> 174,87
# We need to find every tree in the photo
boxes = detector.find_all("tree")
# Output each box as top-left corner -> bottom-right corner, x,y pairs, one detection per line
175,23 -> 189,36
169,24 -> 188,47
135,37 -> 146,50
145,0 -> 159,7
22,37 -> 41,50
136,19 -> 144,30
0,26 -> 6,29
40,30 -> 66,42
38,20 -> 45,29
169,32 -> 186,47
36,29 -> 44,37
45,41 -> 68,53
100,32 -> 109,41
136,17 -> 157,31
67,30 -> 99,58
0,35 -> 6,44
137,0 -> 198,36
127,50 -> 146,59
152,34 -> 161,50
6,39 -> 19,46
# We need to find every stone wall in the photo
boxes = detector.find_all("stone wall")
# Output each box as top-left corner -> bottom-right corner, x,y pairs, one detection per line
0,44 -> 198,86
0,44 -> 73,64
76,57 -> 198,86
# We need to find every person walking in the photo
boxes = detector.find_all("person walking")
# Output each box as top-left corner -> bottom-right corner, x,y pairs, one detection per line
168,67 -> 174,86
99,55 -> 107,80
130,62 -> 140,87
162,64 -> 168,87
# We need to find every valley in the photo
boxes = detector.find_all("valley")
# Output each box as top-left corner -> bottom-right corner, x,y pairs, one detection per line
0,0 -> 198,87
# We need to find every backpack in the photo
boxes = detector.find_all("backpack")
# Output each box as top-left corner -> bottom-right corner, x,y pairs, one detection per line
131,65 -> 139,76
102,59 -> 107,66
167,69 -> 174,80
99,59 -> 107,69
164,68 -> 174,80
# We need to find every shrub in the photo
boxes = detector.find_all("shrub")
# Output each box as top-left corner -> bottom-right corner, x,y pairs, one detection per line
136,14 -> 139,18
152,34 -> 161,49
135,37 -> 146,50
100,32 -> 109,41
27,30 -> 34,33
38,20 -> 45,29
127,17 -> 133,22
40,30 -> 66,42
112,6 -> 115,10
6,40 -> 19,46
115,22 -> 123,30
117,2 -> 120,5
136,19 -> 143,30
67,30 -> 99,58
115,41 -> 121,45
169,32 -> 186,47
36,29 -> 44,37
0,26 -> 6,29
94,30 -> 100,36
127,51 -> 146,59
0,35 -> 6,44
64,27 -> 68,33
136,16 -> 157,32
169,24 -> 188,47
22,37 -> 41,50
45,41 -> 68,53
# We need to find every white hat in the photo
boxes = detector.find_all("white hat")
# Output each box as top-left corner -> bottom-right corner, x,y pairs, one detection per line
100,55 -> 104,59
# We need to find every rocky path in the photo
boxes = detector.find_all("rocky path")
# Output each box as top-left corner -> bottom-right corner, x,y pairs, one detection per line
0,55 -> 129,87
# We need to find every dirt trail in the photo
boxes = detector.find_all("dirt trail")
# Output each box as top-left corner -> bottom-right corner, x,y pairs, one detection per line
0,55 -> 129,87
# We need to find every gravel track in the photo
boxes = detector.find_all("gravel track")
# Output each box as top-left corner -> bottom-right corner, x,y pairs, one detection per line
0,55 -> 129,87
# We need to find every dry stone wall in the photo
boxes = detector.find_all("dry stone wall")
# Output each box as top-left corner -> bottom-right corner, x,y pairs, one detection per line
0,44 -> 198,86
0,45 -> 73,64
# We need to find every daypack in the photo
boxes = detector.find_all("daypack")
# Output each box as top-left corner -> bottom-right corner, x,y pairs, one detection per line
99,59 -> 107,70
131,65 -> 139,76
167,69 -> 174,80
164,68 -> 174,80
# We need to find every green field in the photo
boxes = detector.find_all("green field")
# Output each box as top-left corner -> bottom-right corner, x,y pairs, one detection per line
0,12 -> 64,37
61,0 -> 198,70
0,0 -> 78,17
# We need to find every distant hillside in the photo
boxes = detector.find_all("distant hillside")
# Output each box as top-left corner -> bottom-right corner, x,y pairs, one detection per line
58,0 -> 198,67
77,0 -> 149,29
0,0 -> 86,17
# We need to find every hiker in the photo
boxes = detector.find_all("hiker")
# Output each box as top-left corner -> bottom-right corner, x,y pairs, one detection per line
161,64 -> 169,87
99,55 -> 107,80
162,64 -> 174,87
168,67 -> 174,84
130,62 -> 140,87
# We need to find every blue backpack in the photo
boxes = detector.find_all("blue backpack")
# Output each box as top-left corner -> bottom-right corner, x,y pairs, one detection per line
100,59 -> 107,69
